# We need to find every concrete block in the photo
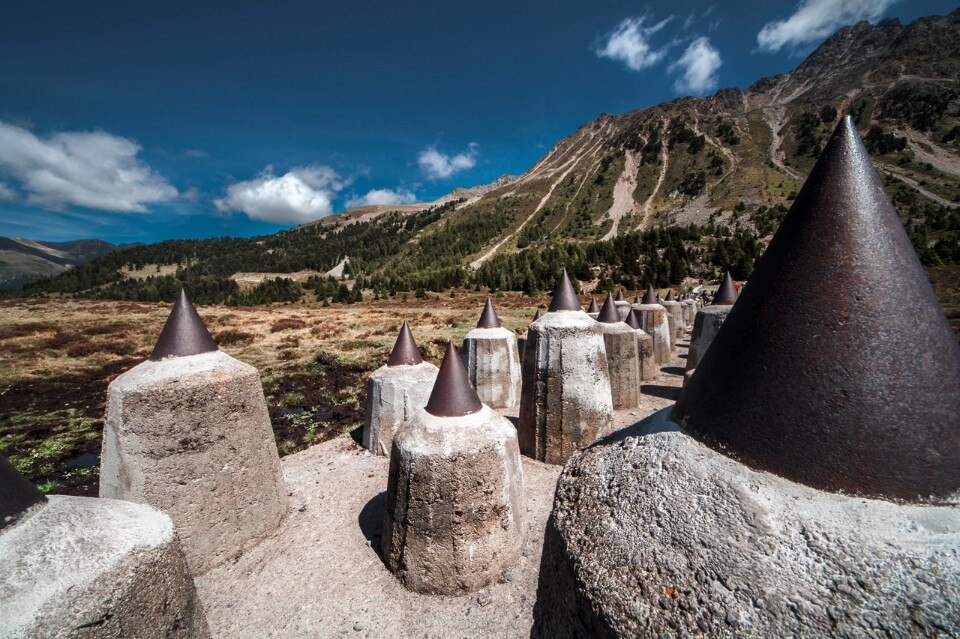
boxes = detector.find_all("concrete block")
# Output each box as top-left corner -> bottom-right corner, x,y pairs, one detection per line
632,303 -> 672,364
686,305 -> 732,371
598,322 -> 641,409
363,362 -> 438,455
462,327 -> 522,408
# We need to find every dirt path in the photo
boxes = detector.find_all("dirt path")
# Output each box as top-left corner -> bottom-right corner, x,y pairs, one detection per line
471,136 -> 604,269
895,128 -> 960,178
601,149 -> 639,240
879,165 -> 959,208
196,342 -> 691,638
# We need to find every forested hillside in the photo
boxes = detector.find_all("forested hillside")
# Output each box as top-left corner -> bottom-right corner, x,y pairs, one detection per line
10,10 -> 960,304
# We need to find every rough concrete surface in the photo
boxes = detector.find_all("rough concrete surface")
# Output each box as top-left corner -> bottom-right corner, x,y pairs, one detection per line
686,305 -> 732,371
635,329 -> 657,381
518,311 -> 613,465
633,303 -> 672,363
363,361 -> 439,455
462,327 -> 522,409
662,299 -> 685,339
100,350 -> 287,575
194,346 -> 688,638
0,496 -> 210,639
383,405 -> 525,595
614,300 -> 632,321
598,322 -> 641,409
535,408 -> 960,638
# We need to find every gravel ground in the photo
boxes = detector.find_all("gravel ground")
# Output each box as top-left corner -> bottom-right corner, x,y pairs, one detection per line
195,340 -> 689,638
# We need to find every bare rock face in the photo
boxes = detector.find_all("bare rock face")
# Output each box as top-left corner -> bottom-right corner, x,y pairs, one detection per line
363,362 -> 439,454
0,495 -> 210,639
519,311 -> 613,465
382,405 -> 526,595
598,322 -> 641,410
462,327 -> 522,408
632,303 -> 672,363
686,305 -> 733,371
534,409 -> 960,638
100,350 -> 287,575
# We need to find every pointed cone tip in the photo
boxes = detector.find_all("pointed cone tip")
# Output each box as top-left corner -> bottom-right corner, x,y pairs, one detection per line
665,290 -> 676,302
597,292 -> 621,323
614,289 -> 626,302
477,296 -> 501,328
587,299 -> 599,313
149,290 -> 218,361
532,308 -> 542,321
624,308 -> 641,330
640,284 -> 658,305
711,272 -> 738,305
548,269 -> 582,312
672,116 -> 960,504
424,341 -> 483,417
387,321 -> 424,367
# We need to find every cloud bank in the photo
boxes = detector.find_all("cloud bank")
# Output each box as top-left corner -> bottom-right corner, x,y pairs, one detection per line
594,16 -> 672,71
345,187 -> 418,209
757,0 -> 899,53
418,143 -> 478,179
0,120 -> 178,213
215,166 -> 345,224
669,37 -> 722,95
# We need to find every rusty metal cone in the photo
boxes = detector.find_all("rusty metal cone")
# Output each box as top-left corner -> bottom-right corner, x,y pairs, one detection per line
1,455 -> 47,531
149,289 -> 218,361
532,308 -> 542,322
640,285 -> 658,305
672,115 -> 960,504
424,341 -> 483,417
614,289 -> 626,302
597,292 -> 621,324
624,308 -> 642,330
587,299 -> 600,314
665,290 -> 676,302
387,321 -> 424,367
712,272 -> 738,305
477,296 -> 502,328
548,269 -> 582,312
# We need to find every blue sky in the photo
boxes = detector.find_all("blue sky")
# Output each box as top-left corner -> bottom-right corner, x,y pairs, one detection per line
0,0 -> 952,243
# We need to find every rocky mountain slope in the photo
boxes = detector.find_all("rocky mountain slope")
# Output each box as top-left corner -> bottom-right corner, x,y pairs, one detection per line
0,237 -> 139,290
12,10 -> 960,303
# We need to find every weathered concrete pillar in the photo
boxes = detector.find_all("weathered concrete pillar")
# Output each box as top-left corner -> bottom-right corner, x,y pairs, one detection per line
596,293 -> 641,409
625,308 -> 656,381
686,272 -> 737,371
613,289 -> 632,320
100,290 -> 287,575
364,321 -> 439,455
533,117 -> 960,639
519,270 -> 613,465
661,290 -> 685,340
586,298 -> 599,319
517,308 -> 541,363
632,285 -> 672,364
461,297 -> 521,408
1,457 -> 210,638
383,342 -> 525,595
681,294 -> 697,327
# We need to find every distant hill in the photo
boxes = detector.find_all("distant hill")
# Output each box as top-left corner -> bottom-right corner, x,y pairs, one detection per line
0,238 -> 140,290
11,9 -> 960,304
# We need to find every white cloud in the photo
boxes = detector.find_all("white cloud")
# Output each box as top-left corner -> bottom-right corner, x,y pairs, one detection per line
595,16 -> 672,72
345,187 -> 418,209
669,37 -> 722,95
0,120 -> 178,213
757,0 -> 899,53
418,143 -> 478,180
215,165 -> 345,224
0,182 -> 15,202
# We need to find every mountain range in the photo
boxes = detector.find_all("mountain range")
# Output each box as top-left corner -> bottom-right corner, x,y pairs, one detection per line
0,238 -> 141,290
10,9 -> 960,303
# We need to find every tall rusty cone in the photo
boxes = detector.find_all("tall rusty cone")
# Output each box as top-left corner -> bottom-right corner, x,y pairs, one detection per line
1,456 -> 47,531
614,289 -> 626,303
149,289 -> 218,360
548,269 -> 582,312
712,272 -> 738,305
387,321 -> 424,367
425,341 -> 483,417
624,308 -> 642,330
640,285 -> 657,305
587,299 -> 600,314
597,293 -> 621,324
673,115 -> 960,503
477,296 -> 502,329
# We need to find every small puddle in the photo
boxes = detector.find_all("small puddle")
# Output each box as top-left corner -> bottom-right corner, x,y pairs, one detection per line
66,452 -> 99,469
